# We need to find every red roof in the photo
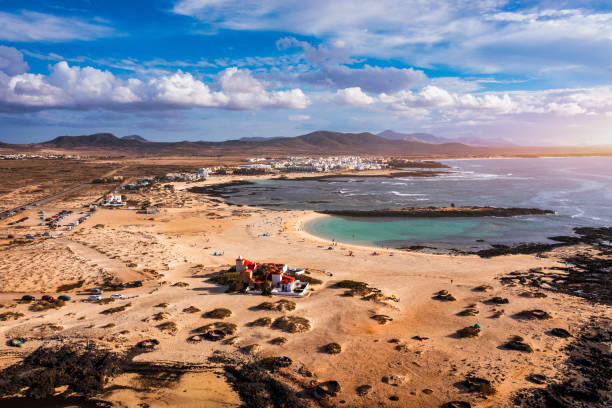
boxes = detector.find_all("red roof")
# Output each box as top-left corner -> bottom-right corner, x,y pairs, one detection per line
280,276 -> 295,284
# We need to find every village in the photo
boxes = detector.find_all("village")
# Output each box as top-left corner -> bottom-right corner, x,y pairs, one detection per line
0,153 -> 82,160
238,156 -> 389,173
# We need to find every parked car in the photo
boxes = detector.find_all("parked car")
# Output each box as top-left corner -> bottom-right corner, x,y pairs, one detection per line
20,295 -> 35,301
57,295 -> 71,301
7,234 -> 14,239
88,295 -> 102,301
90,288 -> 104,294
110,294 -> 125,300
41,295 -> 54,301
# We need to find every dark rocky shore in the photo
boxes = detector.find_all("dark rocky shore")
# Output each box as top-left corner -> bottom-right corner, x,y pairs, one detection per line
474,226 -> 612,259
512,316 -> 611,408
286,170 -> 447,181
388,159 -> 451,169
319,206 -> 555,218
494,228 -> 612,304
188,180 -> 255,198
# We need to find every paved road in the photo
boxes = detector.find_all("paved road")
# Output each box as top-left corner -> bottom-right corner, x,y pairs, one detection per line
2,166 -> 123,219
33,167 -> 123,207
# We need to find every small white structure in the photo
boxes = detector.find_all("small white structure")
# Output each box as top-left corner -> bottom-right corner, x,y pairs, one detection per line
104,192 -> 125,207
197,168 -> 211,178
280,278 -> 296,292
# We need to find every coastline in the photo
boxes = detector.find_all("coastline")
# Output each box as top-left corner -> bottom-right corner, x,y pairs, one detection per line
1,164 -> 610,407
290,211 -> 429,256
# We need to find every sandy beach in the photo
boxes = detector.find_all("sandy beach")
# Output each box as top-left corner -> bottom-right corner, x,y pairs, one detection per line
0,173 -> 610,407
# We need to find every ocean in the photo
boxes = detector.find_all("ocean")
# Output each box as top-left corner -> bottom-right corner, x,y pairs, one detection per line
219,156 -> 612,250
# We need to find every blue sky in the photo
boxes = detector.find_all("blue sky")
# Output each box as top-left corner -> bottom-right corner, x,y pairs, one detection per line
0,0 -> 611,145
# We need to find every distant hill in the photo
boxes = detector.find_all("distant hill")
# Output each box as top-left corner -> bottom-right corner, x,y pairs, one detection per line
2,130 -> 610,158
378,129 -> 515,147
456,136 -> 516,147
1,130 -> 611,158
13,130 -> 482,156
234,130 -> 480,155
122,135 -> 148,142
238,136 -> 279,142
378,130 -> 451,144
42,133 -> 142,148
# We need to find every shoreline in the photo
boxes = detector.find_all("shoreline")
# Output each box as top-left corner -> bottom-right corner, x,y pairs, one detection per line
296,210 -> 612,258
290,211 -> 429,256
1,160 -> 610,407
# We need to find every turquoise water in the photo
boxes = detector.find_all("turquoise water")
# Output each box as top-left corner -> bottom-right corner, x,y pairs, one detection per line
306,217 -> 481,247
304,216 -> 556,250
218,157 -> 612,249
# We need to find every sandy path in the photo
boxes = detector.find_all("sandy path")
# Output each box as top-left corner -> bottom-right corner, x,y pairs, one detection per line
62,239 -> 144,282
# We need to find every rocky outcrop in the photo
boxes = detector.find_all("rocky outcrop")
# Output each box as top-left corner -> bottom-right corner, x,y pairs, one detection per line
319,206 -> 554,218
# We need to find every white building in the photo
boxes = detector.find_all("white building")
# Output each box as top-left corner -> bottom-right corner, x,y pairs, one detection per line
164,168 -> 211,181
197,168 -> 211,178
104,192 -> 124,206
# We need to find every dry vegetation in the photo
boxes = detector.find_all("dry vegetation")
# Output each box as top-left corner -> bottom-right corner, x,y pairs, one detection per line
434,290 -> 456,301
0,312 -> 24,321
57,280 -> 85,292
156,321 -> 178,334
457,326 -> 480,338
271,316 -> 311,333
250,317 -> 273,327
29,299 -> 66,312
515,309 -> 552,320
100,303 -> 131,315
324,342 -> 342,354
254,299 -> 296,312
192,322 -> 237,341
204,308 -> 232,319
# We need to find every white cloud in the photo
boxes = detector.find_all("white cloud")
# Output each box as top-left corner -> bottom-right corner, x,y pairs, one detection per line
0,46 -> 29,76
429,77 -> 482,93
148,70 -> 227,107
334,87 -> 374,106
0,62 -> 310,112
173,1 -> 612,75
288,114 -> 310,121
301,64 -> 427,93
0,10 -> 114,42
371,84 -> 612,122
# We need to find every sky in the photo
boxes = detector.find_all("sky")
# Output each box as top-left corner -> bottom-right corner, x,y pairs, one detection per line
0,0 -> 612,145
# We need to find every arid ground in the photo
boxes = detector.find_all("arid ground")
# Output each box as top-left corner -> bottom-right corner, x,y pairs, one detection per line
0,158 -> 610,408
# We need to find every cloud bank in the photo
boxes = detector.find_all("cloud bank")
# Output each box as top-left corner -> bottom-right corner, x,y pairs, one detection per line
0,52 -> 310,112
0,10 -> 115,42
173,1 -> 612,75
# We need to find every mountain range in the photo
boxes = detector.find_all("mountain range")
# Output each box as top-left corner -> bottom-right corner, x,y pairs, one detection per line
1,130 -> 609,158
0,131 -> 484,157
376,130 -> 515,147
